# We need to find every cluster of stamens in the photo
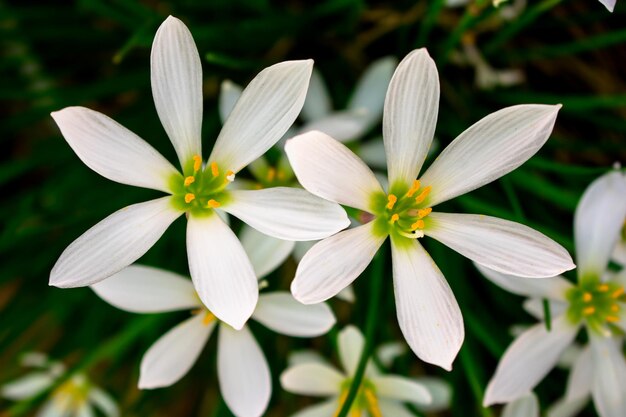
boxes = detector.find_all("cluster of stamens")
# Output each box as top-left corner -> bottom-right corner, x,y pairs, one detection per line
381,180 -> 433,239
174,155 -> 234,212
566,281 -> 625,335
333,380 -> 381,417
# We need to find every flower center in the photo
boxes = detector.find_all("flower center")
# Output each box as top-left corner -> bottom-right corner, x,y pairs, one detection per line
170,155 -> 234,215
248,157 -> 295,188
53,375 -> 90,411
566,280 -> 625,335
334,379 -> 381,417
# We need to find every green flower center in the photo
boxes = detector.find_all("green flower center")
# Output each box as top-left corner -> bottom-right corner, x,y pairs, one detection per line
335,379 -> 381,417
53,375 -> 90,411
566,279 -> 625,335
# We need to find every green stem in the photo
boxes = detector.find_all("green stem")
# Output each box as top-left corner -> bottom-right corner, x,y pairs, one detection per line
336,252 -> 385,417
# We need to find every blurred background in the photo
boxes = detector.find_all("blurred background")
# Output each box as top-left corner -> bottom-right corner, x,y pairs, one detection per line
1,0 -> 625,416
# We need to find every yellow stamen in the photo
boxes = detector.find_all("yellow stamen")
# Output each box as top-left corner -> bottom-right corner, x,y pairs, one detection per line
364,389 -> 382,417
598,284 -> 610,292
185,193 -> 195,203
583,306 -> 596,315
390,214 -> 400,224
612,287 -> 624,298
267,167 -> 276,182
386,194 -> 398,209
225,170 -> 235,182
192,155 -> 202,172
411,220 -> 425,230
611,304 -> 620,313
184,176 -> 195,186
211,162 -> 219,177
406,180 -> 421,197
606,315 -> 620,323
582,292 -> 593,302
203,311 -> 216,325
207,199 -> 221,208
417,208 -> 432,219
333,391 -> 349,417
414,186 -> 432,204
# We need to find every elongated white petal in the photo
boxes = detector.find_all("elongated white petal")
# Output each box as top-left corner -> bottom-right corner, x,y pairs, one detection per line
76,405 -> 95,417
139,313 -> 215,389
291,222 -> 386,304
210,60 -> 313,173
239,225 -> 295,279
427,213 -> 575,277
599,0 -> 616,12
51,107 -> 179,193
574,171 -> 626,280
338,325 -> 365,376
590,336 -> 626,417
378,400 -> 416,417
91,265 -> 200,313
218,325 -> 271,417
383,48 -> 439,185
50,197 -> 181,288
224,188 -> 349,241
285,131 -> 384,212
301,68 -> 332,122
252,292 -> 335,337
300,109 -> 371,143
484,315 -> 579,405
421,104 -> 561,206
523,298 -> 568,321
187,214 -> 257,330
371,375 -> 432,405
475,263 -> 571,300
219,80 -> 243,124
288,350 -> 329,367
413,376 -> 452,412
502,393 -> 539,417
349,56 -> 397,126
547,396 -> 590,417
1,373 -> 54,400
151,16 -> 203,166
36,399 -> 64,417
291,400 -> 339,417
391,239 -> 464,370
280,363 -> 344,396
88,388 -> 119,417
376,342 -> 406,368
565,345 -> 592,401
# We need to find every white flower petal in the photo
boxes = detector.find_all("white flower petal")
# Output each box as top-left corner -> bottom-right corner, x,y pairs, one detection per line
51,107 -> 179,193
299,110 -> 371,143
502,393 -> 540,417
151,16 -> 203,167
484,315 -> 579,405
280,363 -> 344,396
1,373 -> 54,400
218,325 -> 271,417
252,292 -> 335,337
91,264 -> 199,313
574,171 -> 626,280
378,400 -> 416,417
376,342 -> 406,368
599,0 -> 616,12
139,313 -> 215,389
413,376 -> 452,412
391,239 -> 464,371
239,225 -> 294,279
523,298 -> 568,321
590,336 -> 626,417
427,212 -> 575,277
421,104 -> 561,206
383,48 -> 439,186
76,405 -> 95,417
291,222 -> 386,304
219,80 -> 243,124
291,400 -> 339,417
36,399 -> 64,417
565,345 -> 592,401
285,130 -> 384,212
301,68 -> 332,122
338,325 -> 366,376
357,138 -> 387,170
336,285 -> 356,303
88,388 -> 119,417
371,375 -> 432,405
187,214 -> 258,330
475,263 -> 572,300
210,60 -> 313,173
50,197 -> 181,288
547,396 -> 590,417
224,187 -> 349,241
349,56 -> 397,127
288,350 -> 330,367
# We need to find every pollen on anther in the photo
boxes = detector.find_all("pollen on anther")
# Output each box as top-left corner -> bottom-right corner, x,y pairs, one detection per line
267,167 -> 276,182
185,193 -> 195,203
225,170 -> 235,182
390,213 -> 399,224
612,287 -> 624,298
411,220 -> 425,230
598,284 -> 610,292
582,292 -> 593,302
211,162 -> 219,177
414,186 -> 432,204
611,304 -> 620,312
417,208 -> 432,219
386,194 -> 398,209
606,315 -> 620,323
203,311 -> 216,326
406,180 -> 421,197
184,176 -> 195,186
583,306 -> 596,315
207,199 -> 221,208
192,155 -> 202,172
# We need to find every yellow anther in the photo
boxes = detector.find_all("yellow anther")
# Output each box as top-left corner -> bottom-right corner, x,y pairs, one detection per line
411,220 -> 425,230
417,208 -> 432,219
185,193 -> 195,203
192,155 -> 202,172
267,167 -> 276,182
184,176 -> 195,186
386,194 -> 398,209
598,284 -> 610,292
333,391 -> 349,417
203,311 -> 216,326
390,214 -> 400,224
582,292 -> 593,302
211,162 -> 219,177
225,170 -> 235,182
414,186 -> 432,204
583,306 -> 596,315
611,304 -> 620,312
612,287 -> 624,298
364,389 -> 382,417
406,180 -> 421,197
606,315 -> 620,323
207,199 -> 221,208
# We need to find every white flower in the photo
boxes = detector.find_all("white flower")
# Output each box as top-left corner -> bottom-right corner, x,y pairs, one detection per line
49,16 -> 349,330
480,170 -> 626,417
280,325 -> 449,417
283,47 -> 575,370
1,353 -> 118,417
599,0 -> 616,11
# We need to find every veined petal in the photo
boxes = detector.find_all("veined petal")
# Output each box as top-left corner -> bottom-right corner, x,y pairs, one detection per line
590,336 -> 626,417
427,213 -> 575,277
51,107 -> 179,193
574,171 -> 626,280
378,400 -> 416,417
421,104 -> 561,206
139,313 -> 215,389
239,225 -> 295,279
50,197 -> 181,288
218,325 -> 271,417
565,345 -> 592,401
300,68 -> 332,122
484,315 -> 579,405
299,109 -> 371,143
371,375 -> 432,405
187,214 -> 257,330
88,388 -> 119,417
91,264 -> 200,313
223,187 -> 349,241
280,363 -> 344,396
0,373 -> 54,400
391,239 -> 464,371
285,131 -> 384,212
219,80 -> 243,124
209,60 -> 313,173
338,325 -> 365,376
291,222 -> 386,304
599,0 -> 616,12
252,292 -> 335,337
151,16 -> 203,167
475,263 -> 572,301
383,48 -> 439,185
348,56 -> 397,127
502,393 -> 540,417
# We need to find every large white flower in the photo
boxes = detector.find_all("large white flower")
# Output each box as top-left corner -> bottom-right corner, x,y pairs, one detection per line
481,170 -> 626,417
284,47 -> 575,370
1,353 -> 118,417
280,325 -> 446,417
49,16 -> 349,330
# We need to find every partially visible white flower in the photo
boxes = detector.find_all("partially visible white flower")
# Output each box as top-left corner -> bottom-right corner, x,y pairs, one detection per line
280,326 -> 448,416
502,393 -> 539,417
